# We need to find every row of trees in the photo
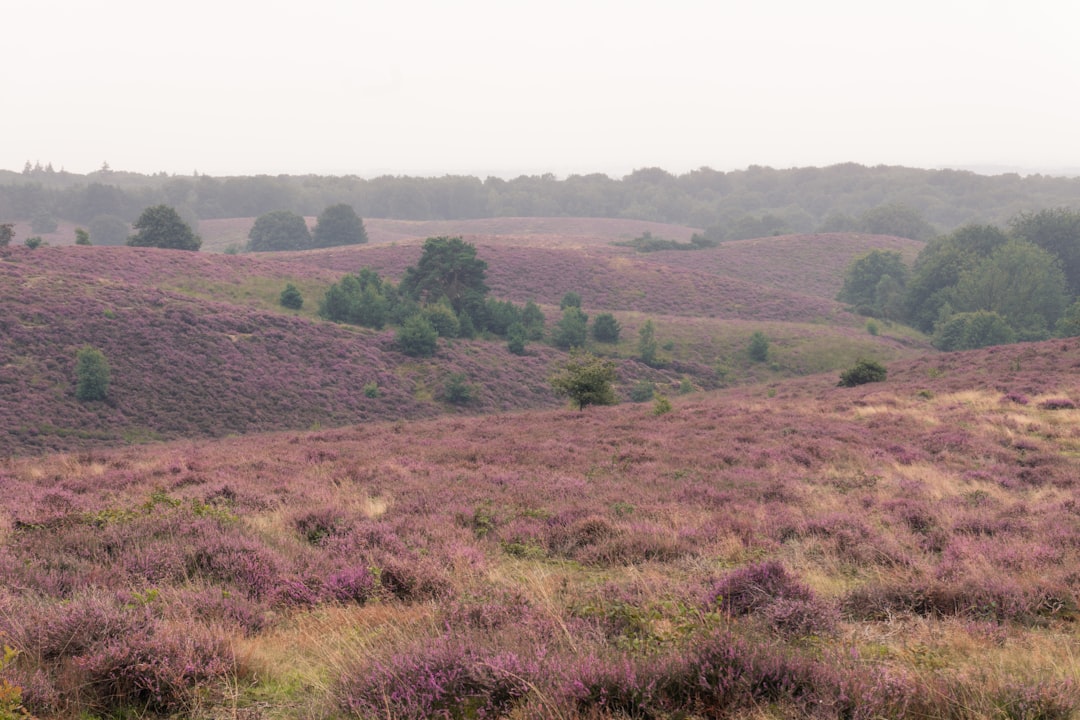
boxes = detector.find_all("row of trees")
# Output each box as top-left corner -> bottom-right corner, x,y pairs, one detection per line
838,208 -> 1080,350
6,163 -> 1080,239
248,204 -> 367,251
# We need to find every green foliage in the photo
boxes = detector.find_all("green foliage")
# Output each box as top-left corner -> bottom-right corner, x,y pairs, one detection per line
521,300 -> 546,340
479,298 -> 522,336
550,351 -> 618,410
553,307 -> 589,349
507,322 -> 528,355
423,303 -> 460,338
858,203 -> 935,240
23,236 -> 43,249
442,373 -> 473,405
88,214 -> 129,246
638,319 -> 658,365
615,230 -> 717,252
951,240 -> 1067,341
933,310 -> 1016,351
0,223 -> 12,247
127,204 -> 201,251
0,645 -> 25,718
748,331 -> 769,362
363,382 -> 380,398
1056,300 -> 1080,338
837,250 -> 909,318
319,268 -> 395,329
865,320 -> 879,336
629,380 -> 655,402
312,203 -> 367,248
396,314 -> 438,357
1009,207 -> 1080,296
904,224 -> 1009,331
560,291 -> 582,310
653,393 -> 673,415
75,345 -> 111,401
279,283 -> 304,310
248,210 -> 311,251
592,313 -> 621,343
837,358 -> 887,387
75,227 -> 91,245
401,236 -> 488,317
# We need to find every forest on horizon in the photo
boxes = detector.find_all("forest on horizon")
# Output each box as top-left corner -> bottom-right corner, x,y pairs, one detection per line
4,162 -> 1080,242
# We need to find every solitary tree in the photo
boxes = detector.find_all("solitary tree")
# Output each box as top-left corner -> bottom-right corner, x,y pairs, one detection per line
75,346 -> 111,401
312,204 -> 368,248
248,210 -> 311,251
127,205 -> 201,251
75,228 -> 91,245
550,351 -> 617,410
0,223 -> 13,247
279,283 -> 304,309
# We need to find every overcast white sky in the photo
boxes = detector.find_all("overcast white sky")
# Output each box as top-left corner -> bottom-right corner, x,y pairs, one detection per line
4,0 -> 1079,178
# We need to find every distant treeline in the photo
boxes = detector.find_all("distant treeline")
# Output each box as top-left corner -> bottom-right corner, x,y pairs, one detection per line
3,162 -> 1080,240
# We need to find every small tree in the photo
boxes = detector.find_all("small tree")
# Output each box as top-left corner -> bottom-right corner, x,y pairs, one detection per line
507,322 -> 528,355
443,373 -> 473,405
638,319 -> 658,365
127,205 -> 201,251
279,283 -> 304,309
0,223 -> 13,247
400,236 -> 488,317
24,236 -> 43,249
592,313 -> 621,343
560,291 -> 582,310
550,352 -> 617,410
521,300 -> 546,340
75,346 -> 111,401
553,307 -> 588,349
748,331 -> 769,362
248,210 -> 312,252
396,314 -> 438,357
838,358 -> 887,387
312,204 -> 368,248
75,228 -> 91,245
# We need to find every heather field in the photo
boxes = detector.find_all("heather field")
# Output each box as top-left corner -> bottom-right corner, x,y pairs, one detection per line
0,235 -> 929,455
1,338 -> 1079,718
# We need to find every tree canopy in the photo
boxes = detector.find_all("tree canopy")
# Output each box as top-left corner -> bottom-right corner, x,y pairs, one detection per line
248,210 -> 311,252
127,205 -> 201,251
550,352 -> 617,410
837,250 -> 909,318
400,236 -> 488,317
312,204 -> 367,248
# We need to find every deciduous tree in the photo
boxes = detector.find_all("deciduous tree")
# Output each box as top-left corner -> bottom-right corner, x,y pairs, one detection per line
312,203 -> 367,248
127,205 -> 201,251
248,210 -> 311,252
550,351 -> 617,410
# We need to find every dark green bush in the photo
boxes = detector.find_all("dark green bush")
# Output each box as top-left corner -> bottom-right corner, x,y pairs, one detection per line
279,283 -> 304,310
838,359 -> 887,387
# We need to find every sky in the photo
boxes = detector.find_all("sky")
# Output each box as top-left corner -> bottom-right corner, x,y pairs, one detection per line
4,0 -> 1079,178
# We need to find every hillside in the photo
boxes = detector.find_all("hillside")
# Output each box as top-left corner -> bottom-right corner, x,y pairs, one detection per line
1,338 -> 1078,717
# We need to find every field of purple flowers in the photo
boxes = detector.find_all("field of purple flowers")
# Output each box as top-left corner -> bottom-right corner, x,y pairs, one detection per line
0,238 -> 927,456
1,335 -> 1078,717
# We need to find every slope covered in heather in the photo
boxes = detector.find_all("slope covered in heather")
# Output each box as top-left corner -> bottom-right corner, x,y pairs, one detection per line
1,337 -> 1078,718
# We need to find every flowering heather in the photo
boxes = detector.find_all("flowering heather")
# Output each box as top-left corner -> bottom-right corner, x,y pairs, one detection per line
2,242 -> 1080,716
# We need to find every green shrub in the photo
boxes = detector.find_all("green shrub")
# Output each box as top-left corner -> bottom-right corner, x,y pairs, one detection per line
24,236 -> 43,249
75,345 -> 111,401
363,382 -> 379,398
629,380 -> 655,402
748,331 -> 769,362
866,320 -> 879,336
592,313 -> 621,343
838,358 -> 887,387
560,291 -> 582,310
550,352 -> 617,410
653,394 -> 673,415
443,373 -> 473,405
507,322 -> 528,355
423,304 -> 460,338
279,283 -> 304,310
397,315 -> 438,357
